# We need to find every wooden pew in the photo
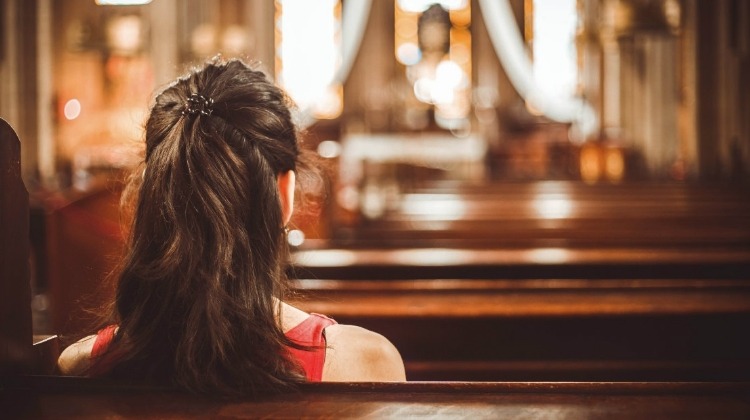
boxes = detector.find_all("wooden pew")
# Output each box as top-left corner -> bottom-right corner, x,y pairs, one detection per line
303,180 -> 750,279
335,181 -> 750,248
291,247 -> 750,280
290,278 -> 750,381
292,179 -> 750,381
0,119 -> 63,377
296,179 -> 750,381
0,118 -> 33,376
2,377 -> 749,419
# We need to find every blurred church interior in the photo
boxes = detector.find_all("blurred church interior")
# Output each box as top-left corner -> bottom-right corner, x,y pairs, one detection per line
2,0 -> 749,382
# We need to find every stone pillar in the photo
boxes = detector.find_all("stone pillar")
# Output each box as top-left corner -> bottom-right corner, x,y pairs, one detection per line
606,0 -> 682,178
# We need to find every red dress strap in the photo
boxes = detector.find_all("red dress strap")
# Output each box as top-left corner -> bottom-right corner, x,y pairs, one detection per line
89,325 -> 118,376
285,313 -> 337,382
88,314 -> 337,381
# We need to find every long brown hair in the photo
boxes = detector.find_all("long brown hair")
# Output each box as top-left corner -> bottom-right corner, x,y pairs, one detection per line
104,59 -> 308,395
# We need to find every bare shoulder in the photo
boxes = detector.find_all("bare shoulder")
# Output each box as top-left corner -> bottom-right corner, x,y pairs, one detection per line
322,324 -> 406,382
57,335 -> 96,375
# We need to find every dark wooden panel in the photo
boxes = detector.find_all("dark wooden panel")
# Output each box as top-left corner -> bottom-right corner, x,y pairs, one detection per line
32,335 -> 60,375
0,118 -> 32,375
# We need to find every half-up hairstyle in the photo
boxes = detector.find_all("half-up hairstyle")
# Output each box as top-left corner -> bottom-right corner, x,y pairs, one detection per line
103,59 -> 306,395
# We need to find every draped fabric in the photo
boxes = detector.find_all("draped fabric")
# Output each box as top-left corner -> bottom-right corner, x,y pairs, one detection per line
477,0 -> 597,137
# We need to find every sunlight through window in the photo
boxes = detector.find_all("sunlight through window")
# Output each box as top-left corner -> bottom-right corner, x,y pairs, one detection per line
531,0 -> 579,102
275,0 -> 342,119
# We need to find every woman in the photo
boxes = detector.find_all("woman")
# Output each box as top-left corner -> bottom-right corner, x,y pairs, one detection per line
57,59 -> 405,394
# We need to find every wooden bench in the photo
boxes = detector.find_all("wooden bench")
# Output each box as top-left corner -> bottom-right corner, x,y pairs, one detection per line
334,181 -> 750,248
2,377 -> 749,419
291,179 -> 750,380
291,247 -> 750,279
290,278 -> 750,381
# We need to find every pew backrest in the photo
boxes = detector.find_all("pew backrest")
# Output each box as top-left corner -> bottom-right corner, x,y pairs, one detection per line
3,377 -> 750,419
0,118 -> 32,375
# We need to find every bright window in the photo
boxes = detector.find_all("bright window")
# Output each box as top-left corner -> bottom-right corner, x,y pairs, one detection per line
275,0 -> 342,119
531,0 -> 578,101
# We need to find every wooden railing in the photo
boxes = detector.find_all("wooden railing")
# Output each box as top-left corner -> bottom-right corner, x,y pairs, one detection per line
2,376 -> 749,419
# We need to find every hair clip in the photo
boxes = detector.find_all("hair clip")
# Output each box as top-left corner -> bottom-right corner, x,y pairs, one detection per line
182,93 -> 214,117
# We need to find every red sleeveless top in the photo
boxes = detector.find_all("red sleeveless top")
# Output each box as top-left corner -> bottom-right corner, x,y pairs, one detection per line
90,313 -> 337,382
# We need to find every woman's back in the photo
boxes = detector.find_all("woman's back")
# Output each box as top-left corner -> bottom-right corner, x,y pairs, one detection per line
59,302 -> 405,383
58,59 -> 404,393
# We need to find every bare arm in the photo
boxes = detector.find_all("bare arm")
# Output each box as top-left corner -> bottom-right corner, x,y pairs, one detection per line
322,324 -> 406,382
57,335 -> 96,375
